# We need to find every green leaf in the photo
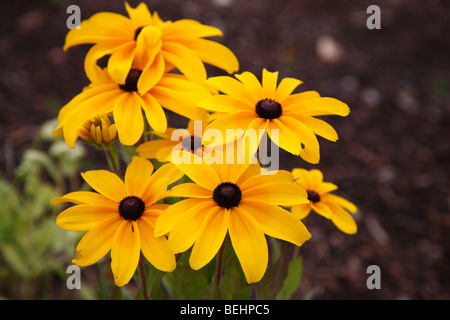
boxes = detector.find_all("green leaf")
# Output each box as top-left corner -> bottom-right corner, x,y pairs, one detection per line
162,264 -> 210,299
276,256 -> 303,300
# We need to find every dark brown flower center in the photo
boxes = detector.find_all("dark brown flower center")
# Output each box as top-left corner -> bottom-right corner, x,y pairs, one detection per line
255,99 -> 282,119
307,190 -> 321,203
213,182 -> 242,209
118,196 -> 145,221
182,135 -> 203,153
119,69 -> 142,92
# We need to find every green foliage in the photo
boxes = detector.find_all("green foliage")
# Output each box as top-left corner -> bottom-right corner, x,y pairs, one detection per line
0,119 -> 83,299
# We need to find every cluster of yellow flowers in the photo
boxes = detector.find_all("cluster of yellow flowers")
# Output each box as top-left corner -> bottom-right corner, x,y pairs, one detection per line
52,2 -> 357,288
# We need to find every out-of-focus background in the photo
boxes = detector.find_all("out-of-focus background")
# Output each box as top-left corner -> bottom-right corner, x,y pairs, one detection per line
0,0 -> 448,299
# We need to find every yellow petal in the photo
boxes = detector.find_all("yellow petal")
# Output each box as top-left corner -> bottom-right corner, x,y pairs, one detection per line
198,94 -> 254,113
125,2 -> 152,27
311,201 -> 333,219
278,116 -> 320,163
154,198 -> 211,237
168,183 -> 212,198
64,16 -> 130,50
51,191 -> 117,208
56,205 -> 118,231
89,12 -> 134,35
84,40 -> 125,83
292,168 -> 308,181
205,111 -> 257,147
322,194 -> 358,213
274,77 -> 302,103
228,207 -> 268,284
268,118 -> 302,156
168,204 -> 220,254
137,139 -> 174,159
73,216 -> 122,266
138,53 -> 165,94
62,88 -> 122,148
111,220 -> 141,287
124,156 -> 154,198
306,169 -> 324,190
239,169 -> 294,190
150,86 -> 207,121
140,93 -> 167,134
284,97 -> 350,117
234,71 -> 264,102
240,200 -> 311,246
280,90 -> 321,106
137,216 -> 176,272
163,19 -> 223,38
291,204 -> 312,220
143,162 -> 184,204
107,42 -> 136,85
134,26 -> 162,69
173,37 -> 239,74
242,181 -> 309,206
317,182 -> 339,195
189,207 -> 228,270
162,42 -> 206,82
328,202 -> 358,234
205,76 -> 255,105
295,116 -> 339,142
262,69 -> 279,100
113,92 -> 144,145
81,170 -> 126,202
173,156 -> 221,190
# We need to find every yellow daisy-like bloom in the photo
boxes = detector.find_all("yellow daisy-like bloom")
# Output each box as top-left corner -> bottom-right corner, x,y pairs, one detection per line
53,63 -> 209,148
290,168 -> 358,234
199,69 -> 350,164
137,117 -> 210,162
51,156 -> 183,287
154,156 -> 312,284
64,2 -> 239,84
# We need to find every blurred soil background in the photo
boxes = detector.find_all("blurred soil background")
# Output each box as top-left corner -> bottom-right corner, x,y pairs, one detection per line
0,0 -> 449,299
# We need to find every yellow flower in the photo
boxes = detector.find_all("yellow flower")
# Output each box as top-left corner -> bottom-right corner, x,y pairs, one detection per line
137,116 -> 210,162
78,113 -> 117,146
290,168 -> 358,234
154,157 -> 311,284
64,2 -> 239,84
53,64 -> 209,148
199,69 -> 350,164
51,156 -> 183,287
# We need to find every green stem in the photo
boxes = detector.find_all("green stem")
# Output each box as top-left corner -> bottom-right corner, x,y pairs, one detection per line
215,240 -> 226,288
138,254 -> 149,300
105,147 -> 120,176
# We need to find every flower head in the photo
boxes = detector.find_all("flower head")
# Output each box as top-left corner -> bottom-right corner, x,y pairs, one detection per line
64,2 -> 239,84
136,116 -> 210,162
154,156 -> 311,284
53,65 -> 210,148
290,168 -> 358,234
51,156 -> 183,286
199,69 -> 350,164
78,113 -> 117,146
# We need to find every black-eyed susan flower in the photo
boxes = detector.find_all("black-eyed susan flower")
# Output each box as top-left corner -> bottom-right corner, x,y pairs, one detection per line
290,168 -> 358,234
199,69 -> 350,164
78,113 -> 117,146
51,156 -> 183,287
154,155 -> 311,284
136,116 -> 210,162
64,2 -> 239,84
53,64 -> 210,148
